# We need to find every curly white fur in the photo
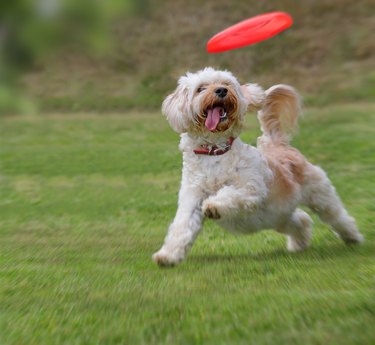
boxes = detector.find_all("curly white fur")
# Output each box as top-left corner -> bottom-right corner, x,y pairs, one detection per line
153,67 -> 363,267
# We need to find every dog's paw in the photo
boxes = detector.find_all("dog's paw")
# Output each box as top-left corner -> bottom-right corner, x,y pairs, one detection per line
152,248 -> 183,267
202,201 -> 221,219
342,232 -> 364,245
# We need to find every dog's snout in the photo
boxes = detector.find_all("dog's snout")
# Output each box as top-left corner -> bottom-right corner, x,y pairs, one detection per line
215,87 -> 228,98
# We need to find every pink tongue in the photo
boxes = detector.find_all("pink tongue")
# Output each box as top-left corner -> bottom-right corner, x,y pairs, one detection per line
205,107 -> 222,131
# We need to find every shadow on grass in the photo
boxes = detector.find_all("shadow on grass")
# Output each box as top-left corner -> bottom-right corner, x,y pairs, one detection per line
189,242 -> 371,265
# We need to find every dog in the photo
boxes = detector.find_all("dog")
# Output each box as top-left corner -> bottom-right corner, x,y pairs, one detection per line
152,67 -> 363,266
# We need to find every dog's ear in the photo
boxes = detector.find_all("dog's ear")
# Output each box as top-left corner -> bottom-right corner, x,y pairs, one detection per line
240,83 -> 265,112
162,82 -> 190,133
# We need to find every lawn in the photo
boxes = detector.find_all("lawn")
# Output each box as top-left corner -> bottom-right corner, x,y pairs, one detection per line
1,104 -> 374,344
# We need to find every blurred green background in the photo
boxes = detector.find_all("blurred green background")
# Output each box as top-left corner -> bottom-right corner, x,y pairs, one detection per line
1,0 -> 374,115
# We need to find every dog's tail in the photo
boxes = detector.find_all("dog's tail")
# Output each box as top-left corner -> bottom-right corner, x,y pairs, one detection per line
257,85 -> 301,144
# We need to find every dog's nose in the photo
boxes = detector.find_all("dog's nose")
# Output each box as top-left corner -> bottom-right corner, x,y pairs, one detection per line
215,87 -> 228,98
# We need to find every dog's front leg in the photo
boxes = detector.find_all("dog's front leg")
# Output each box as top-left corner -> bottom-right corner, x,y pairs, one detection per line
202,185 -> 262,220
153,187 -> 204,267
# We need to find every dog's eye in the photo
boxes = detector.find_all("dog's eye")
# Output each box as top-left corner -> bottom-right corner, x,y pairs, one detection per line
197,87 -> 206,93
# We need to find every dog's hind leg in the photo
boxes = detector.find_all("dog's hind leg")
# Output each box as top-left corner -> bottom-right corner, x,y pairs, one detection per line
276,209 -> 313,252
303,165 -> 364,244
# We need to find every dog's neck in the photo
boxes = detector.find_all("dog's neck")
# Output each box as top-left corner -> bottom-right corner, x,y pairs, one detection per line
188,132 -> 234,145
193,136 -> 235,156
181,132 -> 238,156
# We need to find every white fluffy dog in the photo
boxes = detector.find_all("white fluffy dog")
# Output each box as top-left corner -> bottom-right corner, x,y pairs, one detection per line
153,67 -> 363,266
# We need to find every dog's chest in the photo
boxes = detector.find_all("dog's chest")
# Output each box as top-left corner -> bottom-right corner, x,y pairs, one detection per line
202,158 -> 231,191
181,138 -> 267,196
184,154 -> 241,193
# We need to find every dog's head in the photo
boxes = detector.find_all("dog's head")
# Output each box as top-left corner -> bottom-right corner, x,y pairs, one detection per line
162,67 -> 264,135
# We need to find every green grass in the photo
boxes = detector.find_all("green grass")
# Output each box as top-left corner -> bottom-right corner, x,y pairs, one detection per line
1,104 -> 375,344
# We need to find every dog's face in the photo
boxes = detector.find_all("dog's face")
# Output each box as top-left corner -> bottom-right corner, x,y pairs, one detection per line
162,67 -> 264,135
194,78 -> 240,133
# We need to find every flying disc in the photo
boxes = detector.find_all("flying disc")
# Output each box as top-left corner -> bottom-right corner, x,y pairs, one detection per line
207,11 -> 293,53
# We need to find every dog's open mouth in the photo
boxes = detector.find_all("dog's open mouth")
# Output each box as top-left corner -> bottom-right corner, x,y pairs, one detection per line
203,105 -> 227,131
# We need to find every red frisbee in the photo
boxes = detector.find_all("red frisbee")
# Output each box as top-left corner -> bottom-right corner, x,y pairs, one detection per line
207,11 -> 293,53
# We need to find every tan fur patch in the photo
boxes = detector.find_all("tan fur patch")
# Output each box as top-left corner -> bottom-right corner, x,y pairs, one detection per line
259,85 -> 301,143
263,144 -> 307,197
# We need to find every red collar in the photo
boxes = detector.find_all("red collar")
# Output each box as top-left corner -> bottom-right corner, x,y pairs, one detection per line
193,137 -> 235,156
